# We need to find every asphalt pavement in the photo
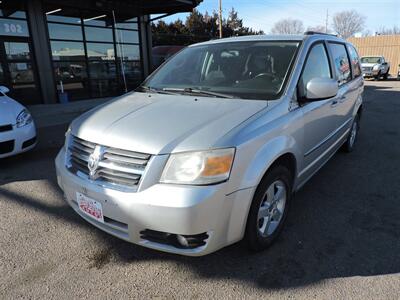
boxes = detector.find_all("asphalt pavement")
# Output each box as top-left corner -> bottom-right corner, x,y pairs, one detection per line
0,80 -> 399,299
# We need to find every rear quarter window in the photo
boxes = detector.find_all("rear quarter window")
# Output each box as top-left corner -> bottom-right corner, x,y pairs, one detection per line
347,44 -> 362,78
328,43 -> 352,85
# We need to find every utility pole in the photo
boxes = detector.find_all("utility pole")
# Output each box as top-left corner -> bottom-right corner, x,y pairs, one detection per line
219,0 -> 223,38
325,9 -> 329,33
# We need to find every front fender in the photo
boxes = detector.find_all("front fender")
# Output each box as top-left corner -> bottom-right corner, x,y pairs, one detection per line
229,134 -> 301,192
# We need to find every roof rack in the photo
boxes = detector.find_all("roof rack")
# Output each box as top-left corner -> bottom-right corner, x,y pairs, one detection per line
304,31 -> 337,37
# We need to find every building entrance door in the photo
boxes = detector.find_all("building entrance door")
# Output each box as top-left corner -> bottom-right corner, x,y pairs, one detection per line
0,37 -> 41,105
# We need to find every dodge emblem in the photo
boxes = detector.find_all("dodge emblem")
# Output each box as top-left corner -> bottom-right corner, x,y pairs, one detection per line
88,145 -> 105,180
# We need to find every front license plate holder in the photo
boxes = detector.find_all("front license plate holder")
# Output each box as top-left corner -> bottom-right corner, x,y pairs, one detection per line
76,192 -> 104,223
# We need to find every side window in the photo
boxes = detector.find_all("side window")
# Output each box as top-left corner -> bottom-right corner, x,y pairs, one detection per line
347,44 -> 362,78
298,43 -> 331,97
328,43 -> 351,85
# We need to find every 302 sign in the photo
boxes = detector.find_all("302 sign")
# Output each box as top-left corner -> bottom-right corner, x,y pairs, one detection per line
4,23 -> 23,34
0,19 -> 29,37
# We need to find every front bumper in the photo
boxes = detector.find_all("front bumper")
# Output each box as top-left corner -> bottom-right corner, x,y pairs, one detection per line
362,69 -> 381,77
55,147 -> 255,256
0,122 -> 37,158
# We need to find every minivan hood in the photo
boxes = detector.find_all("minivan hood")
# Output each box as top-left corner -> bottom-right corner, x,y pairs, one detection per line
72,92 -> 268,154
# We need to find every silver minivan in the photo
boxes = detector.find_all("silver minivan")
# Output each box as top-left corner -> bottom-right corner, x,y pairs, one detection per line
56,33 -> 363,256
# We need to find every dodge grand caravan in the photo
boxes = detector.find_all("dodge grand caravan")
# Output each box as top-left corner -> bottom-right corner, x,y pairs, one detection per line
56,33 -> 364,256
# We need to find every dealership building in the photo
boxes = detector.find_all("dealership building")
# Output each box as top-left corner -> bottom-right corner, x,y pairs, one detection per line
0,0 -> 200,105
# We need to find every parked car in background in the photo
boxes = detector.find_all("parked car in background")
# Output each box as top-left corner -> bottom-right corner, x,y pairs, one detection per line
397,64 -> 400,80
0,86 -> 36,158
56,33 -> 363,256
361,56 -> 390,80
152,45 -> 185,70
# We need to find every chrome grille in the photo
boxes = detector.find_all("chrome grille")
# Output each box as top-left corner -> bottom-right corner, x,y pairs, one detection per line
362,67 -> 372,72
67,135 -> 151,190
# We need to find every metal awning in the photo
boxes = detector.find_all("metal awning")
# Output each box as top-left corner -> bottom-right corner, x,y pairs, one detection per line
44,0 -> 202,17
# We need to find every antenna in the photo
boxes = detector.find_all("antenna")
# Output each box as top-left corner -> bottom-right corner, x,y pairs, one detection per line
112,10 -> 128,93
219,0 -> 223,38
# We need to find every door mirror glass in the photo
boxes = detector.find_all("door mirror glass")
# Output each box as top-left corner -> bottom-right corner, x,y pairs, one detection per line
0,85 -> 10,94
305,77 -> 338,100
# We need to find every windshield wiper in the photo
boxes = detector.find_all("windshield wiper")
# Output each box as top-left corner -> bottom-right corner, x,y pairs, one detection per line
162,87 -> 236,99
137,86 -> 179,95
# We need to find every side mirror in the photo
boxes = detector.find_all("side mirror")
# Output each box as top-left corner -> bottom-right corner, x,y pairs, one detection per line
0,85 -> 10,95
382,62 -> 387,65
305,77 -> 338,101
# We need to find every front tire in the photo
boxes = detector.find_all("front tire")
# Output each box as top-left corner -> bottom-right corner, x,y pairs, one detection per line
383,68 -> 390,80
245,165 -> 292,251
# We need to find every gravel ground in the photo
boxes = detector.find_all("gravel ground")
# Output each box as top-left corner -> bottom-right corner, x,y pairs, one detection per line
1,80 -> 399,299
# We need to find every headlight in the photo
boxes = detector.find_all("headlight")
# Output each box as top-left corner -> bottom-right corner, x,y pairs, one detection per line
372,64 -> 380,70
16,109 -> 32,128
65,125 -> 72,146
160,148 -> 235,185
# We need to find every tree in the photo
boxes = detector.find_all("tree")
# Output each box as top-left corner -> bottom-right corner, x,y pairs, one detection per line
270,19 -> 304,34
361,29 -> 372,37
185,9 -> 206,36
306,25 -> 327,33
332,10 -> 365,39
151,8 -> 263,46
376,25 -> 400,35
227,8 -> 242,34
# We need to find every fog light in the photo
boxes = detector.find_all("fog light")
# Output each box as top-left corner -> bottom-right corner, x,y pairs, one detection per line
176,234 -> 189,247
140,229 -> 209,249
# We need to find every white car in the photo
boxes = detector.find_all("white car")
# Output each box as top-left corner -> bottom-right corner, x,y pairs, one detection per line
0,86 -> 37,158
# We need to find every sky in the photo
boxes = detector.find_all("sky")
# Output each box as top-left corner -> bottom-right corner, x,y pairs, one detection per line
159,0 -> 400,35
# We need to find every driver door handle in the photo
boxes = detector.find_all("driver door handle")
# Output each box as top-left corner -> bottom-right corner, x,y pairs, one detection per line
331,100 -> 339,107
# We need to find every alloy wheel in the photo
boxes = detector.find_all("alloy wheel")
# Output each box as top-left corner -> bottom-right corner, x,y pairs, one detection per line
257,180 -> 287,237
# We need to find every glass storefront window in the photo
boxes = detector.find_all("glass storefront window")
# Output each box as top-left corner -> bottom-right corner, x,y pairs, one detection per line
89,61 -> 116,79
0,19 -> 29,37
120,61 -> 142,80
51,41 -> 86,60
115,22 -> 138,30
85,26 -> 113,42
0,10 -> 26,19
46,14 -> 81,24
86,43 -> 115,60
5,42 -> 30,60
116,44 -> 140,60
48,23 -> 83,41
0,0 -> 27,19
82,16 -> 111,27
9,62 -> 34,83
46,8 -> 143,101
56,80 -> 89,99
53,61 -> 89,99
114,29 -> 138,44
90,79 -> 119,97
53,61 -> 88,81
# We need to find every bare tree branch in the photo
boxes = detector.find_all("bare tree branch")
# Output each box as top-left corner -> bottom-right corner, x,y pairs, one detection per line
376,25 -> 400,35
306,25 -> 327,33
270,18 -> 304,34
332,10 -> 365,39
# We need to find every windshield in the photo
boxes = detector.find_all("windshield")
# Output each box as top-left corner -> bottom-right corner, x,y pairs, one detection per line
141,41 -> 300,100
361,57 -> 381,64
